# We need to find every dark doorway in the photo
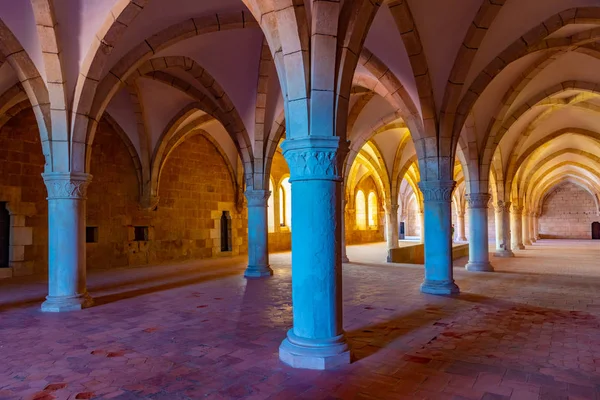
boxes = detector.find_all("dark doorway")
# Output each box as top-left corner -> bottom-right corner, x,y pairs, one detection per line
220,211 -> 232,252
399,222 -> 405,240
592,222 -> 600,240
0,203 -> 10,268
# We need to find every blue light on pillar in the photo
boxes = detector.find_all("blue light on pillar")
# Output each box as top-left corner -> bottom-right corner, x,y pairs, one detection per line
418,180 -> 459,295
41,172 -> 93,312
465,193 -> 494,272
278,136 -> 350,370
244,190 -> 273,278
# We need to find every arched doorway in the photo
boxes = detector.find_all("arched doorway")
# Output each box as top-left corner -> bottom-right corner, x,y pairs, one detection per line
592,222 -> 600,240
0,202 -> 9,268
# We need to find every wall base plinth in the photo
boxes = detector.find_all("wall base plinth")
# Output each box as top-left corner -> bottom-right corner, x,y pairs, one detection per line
523,240 -> 532,246
494,250 -> 514,258
465,262 -> 494,272
244,265 -> 273,278
41,293 -> 93,312
420,279 -> 459,295
279,331 -> 351,370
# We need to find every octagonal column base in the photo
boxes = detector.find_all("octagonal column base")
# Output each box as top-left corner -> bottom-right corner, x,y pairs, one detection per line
465,262 -> 495,272
420,279 -> 460,295
279,330 -> 351,370
41,293 -> 93,312
244,265 -> 273,278
342,255 -> 350,264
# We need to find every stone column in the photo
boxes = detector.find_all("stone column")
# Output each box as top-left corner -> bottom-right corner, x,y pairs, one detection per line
279,137 -> 350,370
456,211 -> 467,241
341,197 -> 349,263
385,204 -> 399,250
511,205 -> 525,250
41,172 -> 93,312
522,211 -> 532,246
533,213 -> 540,240
494,201 -> 514,257
418,211 -> 425,243
495,206 -> 502,251
529,213 -> 536,243
244,189 -> 274,278
418,180 -> 459,295
465,193 -> 494,272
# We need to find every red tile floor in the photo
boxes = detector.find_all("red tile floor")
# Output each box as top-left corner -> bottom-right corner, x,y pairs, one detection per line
0,240 -> 599,399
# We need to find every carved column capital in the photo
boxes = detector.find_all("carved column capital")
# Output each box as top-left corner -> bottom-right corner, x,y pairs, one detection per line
245,190 -> 271,207
466,193 -> 491,209
281,137 -> 343,182
495,201 -> 511,213
418,180 -> 456,203
385,204 -> 399,214
42,172 -> 92,200
511,205 -> 524,214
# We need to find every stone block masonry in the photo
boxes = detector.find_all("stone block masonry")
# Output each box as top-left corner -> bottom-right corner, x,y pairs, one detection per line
539,182 -> 598,239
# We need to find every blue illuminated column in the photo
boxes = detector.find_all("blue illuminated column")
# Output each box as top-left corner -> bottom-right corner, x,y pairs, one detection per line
279,136 -> 350,370
511,205 -> 525,250
41,172 -> 93,312
245,189 -> 273,278
418,180 -> 459,295
341,197 -> 349,263
465,193 -> 494,272
494,201 -> 514,257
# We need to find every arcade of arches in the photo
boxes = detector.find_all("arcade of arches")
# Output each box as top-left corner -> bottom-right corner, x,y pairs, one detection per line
1,1 -> 600,398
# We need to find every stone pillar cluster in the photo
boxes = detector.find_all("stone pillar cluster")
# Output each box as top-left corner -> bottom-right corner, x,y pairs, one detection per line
418,180 -> 459,295
522,211 -> 532,246
41,172 -> 93,312
244,190 -> 273,278
456,211 -> 467,242
511,205 -> 525,250
385,204 -> 399,250
465,193 -> 494,272
495,201 -> 514,257
278,137 -> 350,370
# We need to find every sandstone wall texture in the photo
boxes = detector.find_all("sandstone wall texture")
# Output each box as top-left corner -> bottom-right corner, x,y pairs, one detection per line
0,111 -> 247,275
539,182 -> 598,239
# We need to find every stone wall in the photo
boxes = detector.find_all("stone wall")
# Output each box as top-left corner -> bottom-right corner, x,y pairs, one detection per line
539,182 -> 598,239
346,175 -> 385,245
0,110 -> 47,275
0,110 -> 248,276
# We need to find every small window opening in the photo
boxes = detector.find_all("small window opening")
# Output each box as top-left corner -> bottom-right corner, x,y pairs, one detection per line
86,227 -> 98,243
220,211 -> 232,252
0,202 -> 9,268
134,226 -> 149,242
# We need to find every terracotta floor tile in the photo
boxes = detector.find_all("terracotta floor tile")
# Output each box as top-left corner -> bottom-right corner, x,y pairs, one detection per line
0,240 -> 599,399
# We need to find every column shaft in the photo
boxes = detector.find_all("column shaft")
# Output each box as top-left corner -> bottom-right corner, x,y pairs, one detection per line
419,180 -> 459,295
456,212 -> 467,241
522,212 -> 532,245
279,137 -> 350,370
385,204 -> 399,250
494,201 -> 514,257
529,213 -> 536,243
511,206 -> 525,250
245,190 -> 273,278
533,213 -> 540,240
465,193 -> 494,272
418,211 -> 425,243
42,172 -> 93,312
342,198 -> 349,263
